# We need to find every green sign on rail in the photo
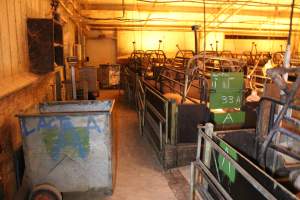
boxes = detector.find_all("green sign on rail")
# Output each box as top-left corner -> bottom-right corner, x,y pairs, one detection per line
210,72 -> 245,124
210,91 -> 242,109
213,111 -> 245,124
211,72 -> 244,91
218,141 -> 238,183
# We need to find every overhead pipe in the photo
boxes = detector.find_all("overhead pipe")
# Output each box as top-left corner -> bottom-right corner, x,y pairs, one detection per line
132,41 -> 136,51
58,0 -> 125,23
183,25 -> 199,103
203,0 -> 206,72
158,40 -> 162,50
210,43 -> 213,51
192,25 -> 200,55
205,0 -> 237,28
283,0 -> 295,71
214,2 -> 247,29
58,0 -> 74,16
215,40 -> 219,56
90,26 -> 300,35
137,0 -> 300,9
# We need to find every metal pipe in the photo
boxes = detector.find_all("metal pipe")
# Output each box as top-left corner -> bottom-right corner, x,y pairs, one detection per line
158,40 -> 162,50
259,68 -> 300,166
159,122 -> 163,149
160,74 -> 200,89
58,0 -> 74,16
132,41 -> 136,51
184,26 -> 200,103
203,0 -> 206,72
205,1 -> 235,28
283,0 -> 295,81
71,65 -> 77,100
215,40 -> 219,56
190,162 -> 196,200
194,161 -> 234,200
192,25 -> 199,55
66,56 -> 78,100
90,26 -> 300,34
214,2 -> 247,29
176,44 -> 184,56
165,101 -> 169,144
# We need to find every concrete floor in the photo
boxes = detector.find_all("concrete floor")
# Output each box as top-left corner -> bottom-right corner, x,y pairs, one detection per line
63,90 -> 185,200
16,90 -> 193,200
99,90 -> 177,200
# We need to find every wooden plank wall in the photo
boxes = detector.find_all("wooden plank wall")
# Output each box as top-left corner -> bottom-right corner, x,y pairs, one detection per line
0,1 -> 78,199
0,0 -> 77,79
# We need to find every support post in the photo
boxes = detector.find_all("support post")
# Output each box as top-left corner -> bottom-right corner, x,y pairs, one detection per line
190,162 -> 196,200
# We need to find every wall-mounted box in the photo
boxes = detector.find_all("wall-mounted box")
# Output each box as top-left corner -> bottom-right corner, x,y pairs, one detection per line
27,18 -> 64,74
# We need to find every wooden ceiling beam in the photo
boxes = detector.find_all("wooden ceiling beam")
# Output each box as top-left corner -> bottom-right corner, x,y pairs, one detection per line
80,3 -> 300,18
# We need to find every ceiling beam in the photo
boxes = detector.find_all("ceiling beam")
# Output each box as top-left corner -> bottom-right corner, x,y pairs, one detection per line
84,19 -> 298,29
90,24 -> 193,29
89,24 -> 193,32
80,3 -> 300,18
89,24 -> 300,35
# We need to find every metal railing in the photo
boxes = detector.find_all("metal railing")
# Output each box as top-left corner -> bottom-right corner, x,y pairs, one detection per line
142,82 -> 169,151
190,123 -> 296,200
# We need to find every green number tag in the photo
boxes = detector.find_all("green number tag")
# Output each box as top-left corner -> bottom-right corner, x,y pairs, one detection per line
213,111 -> 245,124
211,72 -> 244,91
210,72 -> 245,124
218,141 -> 238,183
210,91 -> 242,109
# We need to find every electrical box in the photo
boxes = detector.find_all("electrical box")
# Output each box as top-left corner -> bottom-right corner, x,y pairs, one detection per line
98,64 -> 120,89
27,18 -> 64,74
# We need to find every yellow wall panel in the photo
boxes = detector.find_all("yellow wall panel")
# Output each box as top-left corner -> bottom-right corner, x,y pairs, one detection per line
117,30 -> 195,57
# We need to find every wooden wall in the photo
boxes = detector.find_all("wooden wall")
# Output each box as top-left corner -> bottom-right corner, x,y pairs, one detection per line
0,1 -> 78,199
0,0 -> 77,79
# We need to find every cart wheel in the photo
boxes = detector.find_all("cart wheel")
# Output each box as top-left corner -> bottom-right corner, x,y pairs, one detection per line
29,184 -> 62,200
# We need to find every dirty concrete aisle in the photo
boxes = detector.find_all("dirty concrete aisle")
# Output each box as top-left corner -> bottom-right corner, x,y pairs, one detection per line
101,90 -> 177,200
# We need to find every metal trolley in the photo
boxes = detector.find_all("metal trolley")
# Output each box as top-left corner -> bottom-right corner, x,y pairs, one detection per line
17,100 -> 116,199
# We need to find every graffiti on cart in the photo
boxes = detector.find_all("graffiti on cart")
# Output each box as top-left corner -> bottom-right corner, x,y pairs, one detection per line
21,116 -> 104,160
